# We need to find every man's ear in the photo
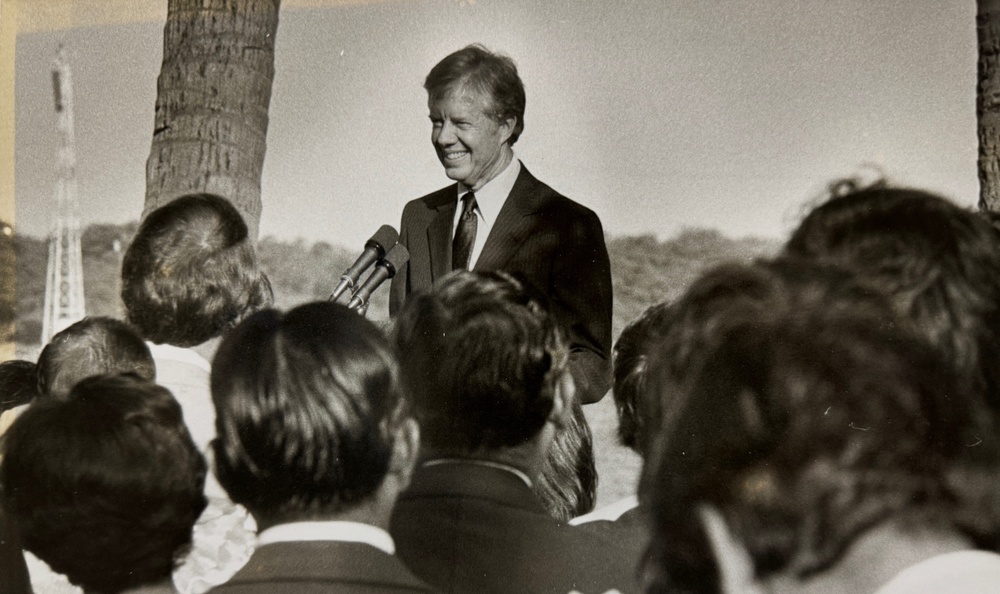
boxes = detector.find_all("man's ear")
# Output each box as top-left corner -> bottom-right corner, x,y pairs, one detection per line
388,417 -> 420,491
498,116 -> 517,145
548,371 -> 575,430
697,504 -> 764,594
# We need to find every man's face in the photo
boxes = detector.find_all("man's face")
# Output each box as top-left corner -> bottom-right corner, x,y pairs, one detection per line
428,88 -> 513,191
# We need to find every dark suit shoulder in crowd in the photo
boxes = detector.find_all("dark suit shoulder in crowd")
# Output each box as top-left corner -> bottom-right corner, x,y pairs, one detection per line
0,505 -> 31,594
390,463 -> 638,594
578,506 -> 650,578
390,165 -> 613,403
209,541 -> 436,594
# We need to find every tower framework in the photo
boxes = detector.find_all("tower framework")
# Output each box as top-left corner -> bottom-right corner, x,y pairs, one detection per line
41,46 -> 85,343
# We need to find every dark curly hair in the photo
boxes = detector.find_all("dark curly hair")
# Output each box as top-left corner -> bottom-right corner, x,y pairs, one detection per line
121,193 -> 272,347
786,184 -> 1000,453
638,259 -> 989,594
1,374 -> 207,594
393,270 -> 568,452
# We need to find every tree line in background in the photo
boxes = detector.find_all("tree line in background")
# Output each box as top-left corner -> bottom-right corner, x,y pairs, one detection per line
0,223 -> 777,356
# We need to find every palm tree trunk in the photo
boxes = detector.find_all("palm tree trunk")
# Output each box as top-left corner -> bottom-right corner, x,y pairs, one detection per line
144,0 -> 281,239
979,0 -> 1000,210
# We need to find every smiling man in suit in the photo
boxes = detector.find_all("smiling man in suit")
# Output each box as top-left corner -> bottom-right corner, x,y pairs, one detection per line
389,44 -> 613,404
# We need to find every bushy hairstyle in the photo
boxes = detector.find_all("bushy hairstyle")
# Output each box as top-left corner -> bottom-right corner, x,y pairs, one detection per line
613,301 -> 674,454
0,359 -> 39,413
638,259 -> 980,594
425,44 -> 526,145
1,374 -> 207,594
36,317 -> 155,401
533,400 -> 597,521
393,270 -> 568,452
211,301 -> 404,523
121,193 -> 272,347
785,184 -> 1000,450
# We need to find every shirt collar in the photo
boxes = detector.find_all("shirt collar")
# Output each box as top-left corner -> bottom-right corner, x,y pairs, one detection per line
256,521 -> 396,555
145,342 -> 212,374
457,157 -> 521,231
422,457 -> 533,489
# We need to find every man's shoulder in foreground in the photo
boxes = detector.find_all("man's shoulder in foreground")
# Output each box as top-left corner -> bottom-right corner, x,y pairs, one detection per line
210,541 -> 435,594
400,184 -> 456,221
390,463 -> 637,594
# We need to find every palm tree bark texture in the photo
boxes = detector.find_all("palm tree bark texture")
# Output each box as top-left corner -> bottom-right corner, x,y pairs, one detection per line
979,0 -> 1000,211
145,0 -> 281,239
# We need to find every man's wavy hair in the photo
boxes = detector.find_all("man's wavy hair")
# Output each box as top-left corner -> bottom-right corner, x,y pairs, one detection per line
425,44 -> 526,145
393,270 -> 569,453
533,400 -> 597,521
121,193 -> 272,347
638,259 -> 988,594
1,374 -> 207,594
785,182 -> 1000,454
211,301 -> 404,522
36,316 -> 155,401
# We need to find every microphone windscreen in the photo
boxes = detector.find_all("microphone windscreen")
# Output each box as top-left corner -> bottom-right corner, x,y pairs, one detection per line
382,243 -> 410,277
371,224 -> 400,251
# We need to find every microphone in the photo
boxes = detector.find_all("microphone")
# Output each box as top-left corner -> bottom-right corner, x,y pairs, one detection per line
347,243 -> 410,310
330,225 -> 399,303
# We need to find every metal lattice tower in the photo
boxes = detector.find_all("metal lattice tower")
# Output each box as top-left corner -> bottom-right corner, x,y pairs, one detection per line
41,46 -> 85,344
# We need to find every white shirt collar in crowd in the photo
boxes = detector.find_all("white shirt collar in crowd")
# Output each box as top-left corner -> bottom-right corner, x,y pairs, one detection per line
256,520 -> 396,555
422,457 -> 534,489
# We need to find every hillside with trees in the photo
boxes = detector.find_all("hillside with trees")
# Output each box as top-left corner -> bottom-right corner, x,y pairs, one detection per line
3,222 -> 778,357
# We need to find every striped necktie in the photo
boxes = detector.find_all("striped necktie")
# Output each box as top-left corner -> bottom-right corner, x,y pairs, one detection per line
452,192 -> 478,270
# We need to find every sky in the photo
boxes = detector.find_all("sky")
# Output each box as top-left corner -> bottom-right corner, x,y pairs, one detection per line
10,0 -> 979,248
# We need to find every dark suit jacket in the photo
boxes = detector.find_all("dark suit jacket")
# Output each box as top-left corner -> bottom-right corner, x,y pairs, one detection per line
0,507 -> 31,594
388,165 -> 613,403
578,506 -> 650,577
390,462 -> 639,594
209,541 -> 435,594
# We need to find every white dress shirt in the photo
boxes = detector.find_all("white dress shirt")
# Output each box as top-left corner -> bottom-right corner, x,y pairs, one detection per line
256,521 -> 396,555
454,158 -> 521,269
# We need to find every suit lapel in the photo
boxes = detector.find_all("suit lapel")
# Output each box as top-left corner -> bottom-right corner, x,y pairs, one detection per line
427,191 -> 458,283
474,166 -> 542,272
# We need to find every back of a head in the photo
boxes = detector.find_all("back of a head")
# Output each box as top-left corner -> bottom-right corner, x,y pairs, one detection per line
393,270 -> 567,454
211,301 -> 403,524
1,374 -> 207,594
36,316 -> 155,401
785,183 -> 1000,439
639,259 -> 978,594
613,301 -> 674,455
0,359 -> 39,413
121,193 -> 272,347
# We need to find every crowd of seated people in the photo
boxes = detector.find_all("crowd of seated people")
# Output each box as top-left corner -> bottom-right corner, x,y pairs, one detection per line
3,182 -> 1000,594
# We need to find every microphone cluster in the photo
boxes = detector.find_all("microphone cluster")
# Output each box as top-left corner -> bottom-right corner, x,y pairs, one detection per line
329,225 -> 409,315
